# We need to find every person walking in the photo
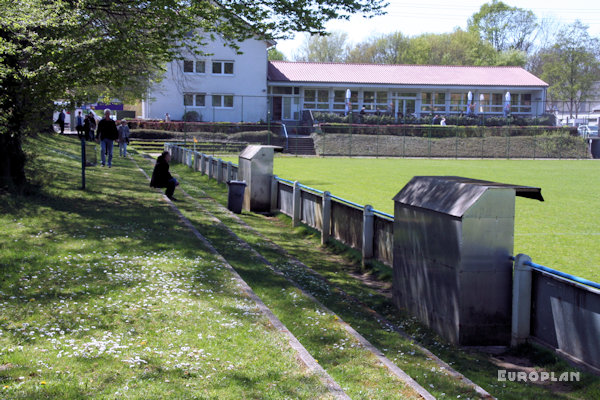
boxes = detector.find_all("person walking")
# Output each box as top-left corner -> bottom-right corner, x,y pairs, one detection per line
117,120 -> 130,157
87,111 -> 97,141
56,110 -> 66,134
75,111 -> 85,139
96,109 -> 118,167
150,151 -> 179,201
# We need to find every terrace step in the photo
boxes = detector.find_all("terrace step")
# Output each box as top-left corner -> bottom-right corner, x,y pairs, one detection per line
285,136 -> 316,155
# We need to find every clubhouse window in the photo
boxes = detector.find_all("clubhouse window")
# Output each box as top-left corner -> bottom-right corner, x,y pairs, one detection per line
212,94 -> 234,108
212,61 -> 234,75
183,93 -> 206,107
183,60 -> 206,74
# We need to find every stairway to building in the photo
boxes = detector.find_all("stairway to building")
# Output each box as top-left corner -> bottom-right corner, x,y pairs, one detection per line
285,135 -> 316,155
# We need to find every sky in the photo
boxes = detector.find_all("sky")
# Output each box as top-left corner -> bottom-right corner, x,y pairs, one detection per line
276,0 -> 600,59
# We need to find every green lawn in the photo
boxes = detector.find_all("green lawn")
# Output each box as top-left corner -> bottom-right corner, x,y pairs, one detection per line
3,135 -> 598,399
266,156 -> 600,281
0,135 -> 333,399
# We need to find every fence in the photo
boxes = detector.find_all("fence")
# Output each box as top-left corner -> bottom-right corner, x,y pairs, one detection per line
166,143 -> 600,373
157,94 -> 600,124
315,125 -> 592,159
513,255 -> 600,373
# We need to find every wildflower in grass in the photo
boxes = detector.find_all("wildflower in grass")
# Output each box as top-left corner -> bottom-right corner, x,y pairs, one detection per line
41,381 -> 46,385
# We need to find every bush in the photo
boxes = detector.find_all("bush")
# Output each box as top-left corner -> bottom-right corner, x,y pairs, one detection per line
129,129 -> 279,143
126,119 -> 282,135
317,123 -> 575,138
312,111 -> 556,127
182,111 -> 201,122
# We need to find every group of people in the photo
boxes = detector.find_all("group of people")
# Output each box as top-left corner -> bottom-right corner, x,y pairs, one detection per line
75,110 -> 98,142
75,109 -> 130,167
68,108 -> 178,200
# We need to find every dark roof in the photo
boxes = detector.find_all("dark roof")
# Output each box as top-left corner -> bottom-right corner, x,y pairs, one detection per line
393,176 -> 543,218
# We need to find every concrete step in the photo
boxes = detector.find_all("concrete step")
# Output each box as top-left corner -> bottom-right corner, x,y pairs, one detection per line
286,137 -> 316,155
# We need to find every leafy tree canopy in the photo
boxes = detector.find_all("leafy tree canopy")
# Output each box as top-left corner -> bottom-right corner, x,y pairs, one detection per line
0,0 -> 385,190
540,21 -> 600,116
467,0 -> 538,53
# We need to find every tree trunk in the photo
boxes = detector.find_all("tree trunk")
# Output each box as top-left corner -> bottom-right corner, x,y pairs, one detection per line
0,133 -> 26,192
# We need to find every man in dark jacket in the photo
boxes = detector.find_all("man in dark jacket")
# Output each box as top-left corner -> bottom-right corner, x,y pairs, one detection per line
56,110 -> 66,134
96,109 -> 118,167
150,151 -> 179,200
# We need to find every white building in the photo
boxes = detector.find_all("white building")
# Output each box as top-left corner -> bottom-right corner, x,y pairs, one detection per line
144,39 -> 549,123
142,35 -> 274,122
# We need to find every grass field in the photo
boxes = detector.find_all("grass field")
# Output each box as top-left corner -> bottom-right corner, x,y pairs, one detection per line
0,135 -> 334,399
3,135 -> 599,399
265,156 -> 600,282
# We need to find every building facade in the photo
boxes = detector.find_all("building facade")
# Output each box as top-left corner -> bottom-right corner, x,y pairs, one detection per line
142,35 -> 272,122
144,41 -> 549,123
267,61 -> 548,122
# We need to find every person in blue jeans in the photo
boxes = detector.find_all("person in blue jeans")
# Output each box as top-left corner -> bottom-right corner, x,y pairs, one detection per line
117,120 -> 130,157
150,151 -> 179,201
96,109 -> 118,167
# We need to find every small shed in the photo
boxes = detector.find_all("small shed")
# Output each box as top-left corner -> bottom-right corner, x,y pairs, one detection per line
238,145 -> 281,212
392,176 -> 543,345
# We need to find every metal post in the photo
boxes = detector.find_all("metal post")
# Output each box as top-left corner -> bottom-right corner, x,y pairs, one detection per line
217,159 -> 223,183
321,191 -> 331,245
80,139 -> 86,190
270,175 -> 278,213
362,205 -> 374,266
292,180 -> 301,227
511,253 -> 533,347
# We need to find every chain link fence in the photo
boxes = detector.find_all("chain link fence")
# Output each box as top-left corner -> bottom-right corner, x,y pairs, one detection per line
314,124 -> 591,159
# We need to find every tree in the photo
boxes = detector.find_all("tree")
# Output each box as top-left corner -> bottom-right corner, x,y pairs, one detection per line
345,29 -> 520,66
268,47 -> 287,61
541,21 -> 600,118
294,32 -> 350,62
346,32 -> 411,64
468,0 -> 538,53
0,0 -> 385,191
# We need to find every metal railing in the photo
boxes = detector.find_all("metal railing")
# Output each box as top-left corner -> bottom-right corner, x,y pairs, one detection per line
526,260 -> 600,290
282,123 -> 289,151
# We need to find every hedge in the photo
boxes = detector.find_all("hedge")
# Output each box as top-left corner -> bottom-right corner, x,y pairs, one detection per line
312,111 -> 556,127
126,119 -> 281,134
317,123 -> 577,138
130,129 -> 280,144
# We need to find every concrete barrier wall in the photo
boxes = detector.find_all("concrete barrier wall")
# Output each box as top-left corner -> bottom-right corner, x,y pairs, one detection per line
331,201 -> 363,251
374,216 -> 393,265
531,271 -> 600,372
278,182 -> 294,217
301,191 -> 323,231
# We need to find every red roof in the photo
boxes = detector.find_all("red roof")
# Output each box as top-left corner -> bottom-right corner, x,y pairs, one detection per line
268,61 -> 548,87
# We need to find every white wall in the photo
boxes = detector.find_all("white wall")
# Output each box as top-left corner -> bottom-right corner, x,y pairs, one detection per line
144,35 -> 269,122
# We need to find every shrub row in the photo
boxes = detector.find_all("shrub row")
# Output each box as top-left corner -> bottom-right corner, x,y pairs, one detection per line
130,129 -> 280,144
317,123 -> 576,138
312,112 -> 555,127
127,119 -> 281,134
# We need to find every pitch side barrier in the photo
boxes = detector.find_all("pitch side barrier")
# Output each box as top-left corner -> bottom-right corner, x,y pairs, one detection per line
166,143 -> 600,373
512,255 -> 600,374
